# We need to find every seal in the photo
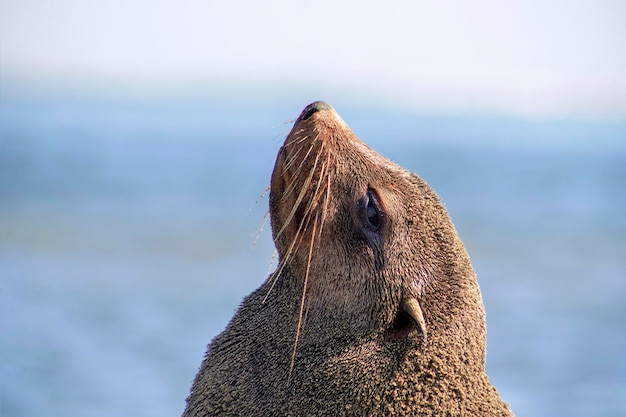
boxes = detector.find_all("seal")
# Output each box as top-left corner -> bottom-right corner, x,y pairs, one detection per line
182,101 -> 513,416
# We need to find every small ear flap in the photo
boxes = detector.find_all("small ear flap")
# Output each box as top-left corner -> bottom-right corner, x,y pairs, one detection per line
402,297 -> 427,342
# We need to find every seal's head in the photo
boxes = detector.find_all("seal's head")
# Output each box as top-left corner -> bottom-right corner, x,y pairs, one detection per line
269,101 -> 484,358
183,101 -> 512,417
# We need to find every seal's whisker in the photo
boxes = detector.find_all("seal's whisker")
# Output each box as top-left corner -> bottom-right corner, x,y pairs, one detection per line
280,142 -> 316,203
263,178 -> 319,304
263,212 -> 310,303
297,157 -> 327,228
320,147 -> 333,230
252,210 -> 271,248
283,139 -> 308,171
268,189 -> 318,299
301,147 -> 330,330
287,147 -> 326,244
263,218 -> 306,303
286,131 -> 322,182
299,163 -> 328,332
285,129 -> 314,148
275,148 -> 323,240
271,125 -> 294,143
289,134 -> 325,211
254,185 -> 271,204
288,209 -> 320,384
265,141 -> 324,305
265,248 -> 278,279
282,128 -> 307,146
286,136 -> 315,174
286,145 -> 330,381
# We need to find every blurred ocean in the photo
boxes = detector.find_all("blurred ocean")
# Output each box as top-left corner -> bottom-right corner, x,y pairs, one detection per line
1,95 -> 625,417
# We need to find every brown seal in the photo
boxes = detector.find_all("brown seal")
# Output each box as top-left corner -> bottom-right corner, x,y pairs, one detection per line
182,101 -> 513,416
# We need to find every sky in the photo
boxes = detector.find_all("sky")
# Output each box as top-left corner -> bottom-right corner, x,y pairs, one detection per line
1,0 -> 625,119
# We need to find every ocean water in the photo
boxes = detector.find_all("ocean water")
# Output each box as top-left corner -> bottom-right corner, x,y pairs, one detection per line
1,96 -> 625,416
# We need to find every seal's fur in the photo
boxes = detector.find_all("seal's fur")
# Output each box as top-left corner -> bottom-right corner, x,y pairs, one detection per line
183,101 -> 513,416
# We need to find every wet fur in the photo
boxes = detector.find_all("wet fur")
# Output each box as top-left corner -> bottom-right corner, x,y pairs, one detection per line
183,102 -> 513,416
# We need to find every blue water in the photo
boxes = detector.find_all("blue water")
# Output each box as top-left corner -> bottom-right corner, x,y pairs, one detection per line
1,95 -> 625,416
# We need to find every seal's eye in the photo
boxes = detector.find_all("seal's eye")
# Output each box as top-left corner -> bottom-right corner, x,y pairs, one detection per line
361,189 -> 382,232
359,189 -> 385,270
366,193 -> 380,229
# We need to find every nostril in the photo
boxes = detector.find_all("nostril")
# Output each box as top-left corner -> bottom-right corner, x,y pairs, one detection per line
300,101 -> 332,121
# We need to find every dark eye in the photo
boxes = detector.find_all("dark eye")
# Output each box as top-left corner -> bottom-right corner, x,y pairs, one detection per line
359,189 -> 385,270
366,195 -> 380,228
362,190 -> 382,231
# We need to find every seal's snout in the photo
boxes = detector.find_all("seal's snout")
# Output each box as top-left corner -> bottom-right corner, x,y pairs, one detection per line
300,101 -> 332,121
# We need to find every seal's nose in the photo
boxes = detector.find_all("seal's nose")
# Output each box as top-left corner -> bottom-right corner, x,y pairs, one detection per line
300,101 -> 332,121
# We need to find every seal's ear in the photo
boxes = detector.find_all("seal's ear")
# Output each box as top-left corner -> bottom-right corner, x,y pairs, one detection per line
402,298 -> 427,342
